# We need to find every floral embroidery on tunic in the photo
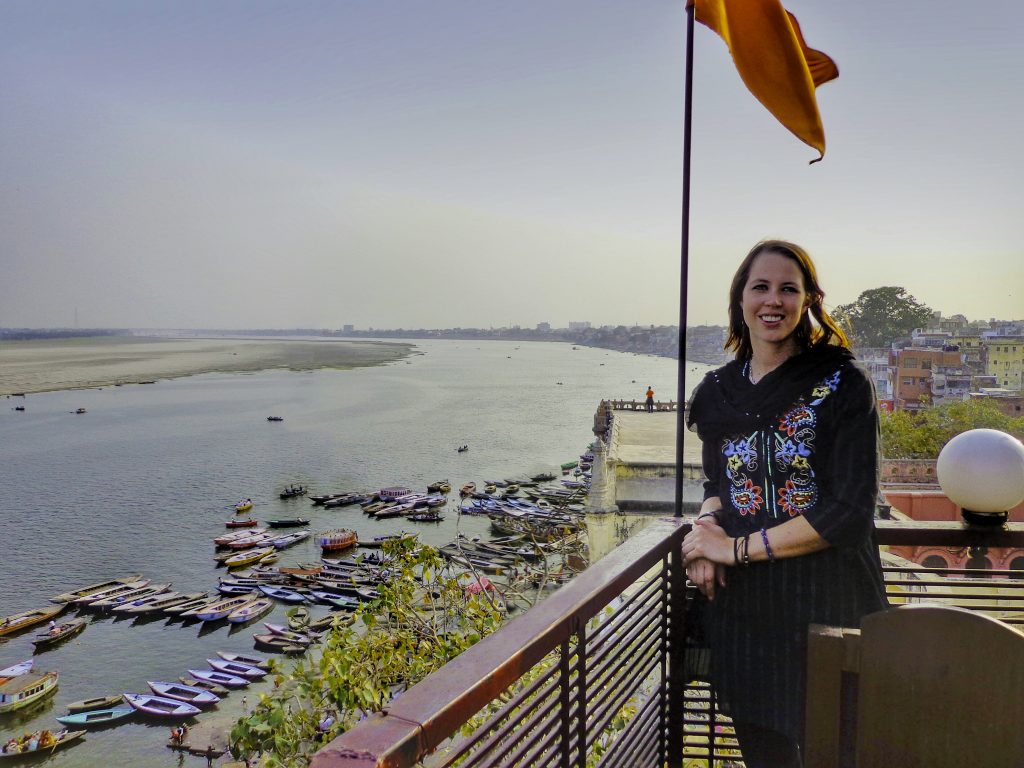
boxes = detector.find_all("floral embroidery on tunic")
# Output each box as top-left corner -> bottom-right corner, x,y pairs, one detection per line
721,369 -> 843,519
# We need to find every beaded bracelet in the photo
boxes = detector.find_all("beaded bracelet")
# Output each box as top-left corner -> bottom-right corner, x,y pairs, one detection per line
760,527 -> 775,563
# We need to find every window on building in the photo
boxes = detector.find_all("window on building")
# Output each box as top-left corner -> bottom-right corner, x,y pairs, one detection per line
921,360 -> 932,370
1009,556 -> 1024,572
922,554 -> 948,570
965,553 -> 993,577
903,378 -> 914,386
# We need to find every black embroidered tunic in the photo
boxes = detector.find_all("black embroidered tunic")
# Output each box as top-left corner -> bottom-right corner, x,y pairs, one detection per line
688,345 -> 889,744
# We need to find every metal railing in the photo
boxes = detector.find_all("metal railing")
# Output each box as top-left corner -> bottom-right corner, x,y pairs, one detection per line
312,519 -> 1024,768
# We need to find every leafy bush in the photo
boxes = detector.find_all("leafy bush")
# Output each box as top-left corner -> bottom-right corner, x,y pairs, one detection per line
880,399 -> 1024,459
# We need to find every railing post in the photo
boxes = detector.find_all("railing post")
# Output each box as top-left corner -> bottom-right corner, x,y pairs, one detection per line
560,637 -> 572,768
667,528 -> 688,766
575,623 -> 588,768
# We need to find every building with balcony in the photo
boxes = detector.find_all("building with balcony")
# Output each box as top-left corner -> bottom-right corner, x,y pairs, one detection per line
984,336 -> 1024,390
891,347 -> 964,411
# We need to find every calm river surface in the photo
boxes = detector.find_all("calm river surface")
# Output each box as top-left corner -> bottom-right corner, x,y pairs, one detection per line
0,338 -> 704,766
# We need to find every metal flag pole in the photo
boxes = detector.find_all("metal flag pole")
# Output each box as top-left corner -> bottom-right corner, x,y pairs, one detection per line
675,1 -> 696,517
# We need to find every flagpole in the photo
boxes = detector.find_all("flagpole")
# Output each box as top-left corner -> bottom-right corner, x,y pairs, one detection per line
675,0 -> 695,518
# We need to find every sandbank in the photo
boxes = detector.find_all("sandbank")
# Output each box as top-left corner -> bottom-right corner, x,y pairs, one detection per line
0,336 -> 413,395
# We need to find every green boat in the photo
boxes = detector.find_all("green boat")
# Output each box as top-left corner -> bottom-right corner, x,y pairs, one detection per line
560,461 -> 578,470
56,705 -> 135,728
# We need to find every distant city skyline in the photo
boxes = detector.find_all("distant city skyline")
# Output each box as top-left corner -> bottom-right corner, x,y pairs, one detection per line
2,1 -> 1021,330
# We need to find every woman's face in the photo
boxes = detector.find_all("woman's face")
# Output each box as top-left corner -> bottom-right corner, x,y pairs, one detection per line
741,251 -> 809,353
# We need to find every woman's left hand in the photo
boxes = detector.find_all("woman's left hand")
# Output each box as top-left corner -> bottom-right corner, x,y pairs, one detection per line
683,517 -> 734,567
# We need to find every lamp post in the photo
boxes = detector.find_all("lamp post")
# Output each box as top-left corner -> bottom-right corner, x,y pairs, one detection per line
936,429 -> 1024,527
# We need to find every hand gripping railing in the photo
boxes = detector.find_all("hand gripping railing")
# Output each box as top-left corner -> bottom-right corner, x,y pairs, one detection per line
312,518 -> 692,768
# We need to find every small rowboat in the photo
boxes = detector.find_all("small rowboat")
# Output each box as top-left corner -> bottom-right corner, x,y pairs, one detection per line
258,585 -> 307,604
195,595 -> 259,622
227,597 -> 274,624
252,633 -> 306,654
51,575 -> 143,604
225,518 -> 258,528
90,583 -> 171,612
266,518 -> 310,528
32,617 -> 88,649
111,590 -> 180,614
226,532 -> 277,549
310,591 -> 361,611
124,692 -> 201,718
147,681 -> 220,707
178,676 -> 229,696
263,622 -> 314,644
0,660 -> 34,681
207,658 -> 266,679
57,705 -> 135,727
235,501 -> 254,513
130,591 -> 209,615
66,694 -> 124,714
170,596 -> 222,617
216,651 -> 271,669
224,547 -> 277,569
72,580 -> 150,606
186,668 -> 248,689
357,533 -> 416,549
214,528 -> 267,547
0,729 -> 85,760
0,604 -> 66,638
269,530 -> 311,550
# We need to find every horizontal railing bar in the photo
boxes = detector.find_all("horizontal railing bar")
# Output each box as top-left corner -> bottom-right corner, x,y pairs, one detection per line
875,520 -> 1024,547
885,589 -> 1024,601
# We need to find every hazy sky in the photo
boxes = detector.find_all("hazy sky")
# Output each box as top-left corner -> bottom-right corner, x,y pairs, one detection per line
2,1 -> 1021,330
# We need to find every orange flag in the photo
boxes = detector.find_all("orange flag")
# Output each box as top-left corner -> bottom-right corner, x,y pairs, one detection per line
694,0 -> 838,161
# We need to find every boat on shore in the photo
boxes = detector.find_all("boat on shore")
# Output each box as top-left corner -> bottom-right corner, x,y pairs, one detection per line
252,633 -> 306,654
123,692 -> 201,718
178,677 -> 229,697
128,591 -> 209,615
147,681 -> 220,707
207,658 -> 266,680
0,671 -> 59,713
89,583 -> 170,612
224,547 -> 277,569
56,706 -> 135,728
72,580 -> 150,607
227,597 -> 274,624
216,651 -> 270,670
0,728 -> 85,760
31,617 -> 88,649
0,605 -> 66,638
186,669 -> 248,689
195,594 -> 259,622
50,575 -> 143,604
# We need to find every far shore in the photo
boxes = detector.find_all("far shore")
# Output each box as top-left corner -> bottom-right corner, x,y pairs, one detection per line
0,336 -> 414,395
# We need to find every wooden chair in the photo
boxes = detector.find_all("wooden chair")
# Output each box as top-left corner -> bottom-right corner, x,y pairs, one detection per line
804,604 -> 1024,768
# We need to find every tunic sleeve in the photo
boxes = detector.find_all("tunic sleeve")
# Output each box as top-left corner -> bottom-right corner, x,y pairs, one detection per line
802,364 -> 880,548
688,376 -> 724,504
701,433 -> 723,503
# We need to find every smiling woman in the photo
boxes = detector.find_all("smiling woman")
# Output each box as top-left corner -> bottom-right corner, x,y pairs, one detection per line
683,240 -> 887,767
0,336 -> 412,395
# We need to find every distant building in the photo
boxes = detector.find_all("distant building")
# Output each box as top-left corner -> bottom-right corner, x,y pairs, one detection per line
342,324 -> 354,333
984,337 -> 1024,390
568,321 -> 591,331
890,347 -> 965,411
970,388 -> 1024,417
536,322 -> 551,332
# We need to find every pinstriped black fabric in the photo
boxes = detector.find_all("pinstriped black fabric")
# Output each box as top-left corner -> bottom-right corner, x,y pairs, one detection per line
689,349 -> 889,744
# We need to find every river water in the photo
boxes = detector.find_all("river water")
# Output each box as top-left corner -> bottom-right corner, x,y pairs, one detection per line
0,338 -> 704,766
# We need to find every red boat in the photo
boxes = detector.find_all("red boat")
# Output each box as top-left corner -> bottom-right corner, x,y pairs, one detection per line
225,519 -> 258,528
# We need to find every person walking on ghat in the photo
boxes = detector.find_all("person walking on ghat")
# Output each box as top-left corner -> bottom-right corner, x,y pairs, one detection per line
682,240 -> 888,768
645,386 -> 655,412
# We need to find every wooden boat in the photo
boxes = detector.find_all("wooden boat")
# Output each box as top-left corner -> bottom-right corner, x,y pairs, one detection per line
51,575 -> 143,604
227,597 -> 275,624
130,591 -> 208,615
90,583 -> 170,611
111,589 -> 180,614
225,518 -> 258,528
217,583 -> 257,595
262,622 -> 314,644
186,669 -> 248,688
258,585 -> 307,604
269,530 -> 311,549
66,694 -> 123,714
426,480 -> 451,493
72,579 -> 150,606
214,527 -> 267,546
123,692 -> 201,718
224,547 -> 276,569
0,660 -> 34,682
195,594 -> 259,622
207,658 -> 266,679
266,416 -> 284,421
266,518 -> 310,528
279,486 -> 307,499
252,633 -> 306,654
0,729 -> 85,760
216,651 -> 270,670
310,591 -> 361,611
31,617 -> 87,649
409,512 -> 444,523
226,532 -> 277,549
316,529 -> 358,552
322,492 -> 368,508
0,671 -> 58,713
167,596 -> 221,616
0,604 -> 66,638
459,482 -> 476,496
234,501 -> 253,513
357,533 -> 416,549
56,705 -> 135,727
178,677 -> 229,696
147,681 -> 220,707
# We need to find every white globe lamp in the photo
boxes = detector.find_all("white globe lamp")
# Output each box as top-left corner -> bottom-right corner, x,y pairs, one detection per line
937,429 -> 1024,526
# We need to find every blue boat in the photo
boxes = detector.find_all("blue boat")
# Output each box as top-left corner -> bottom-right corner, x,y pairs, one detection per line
258,585 -> 307,604
56,705 -> 135,727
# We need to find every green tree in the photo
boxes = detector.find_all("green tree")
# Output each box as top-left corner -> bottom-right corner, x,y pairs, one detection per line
880,398 -> 1024,459
834,287 -> 933,347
